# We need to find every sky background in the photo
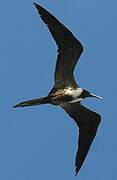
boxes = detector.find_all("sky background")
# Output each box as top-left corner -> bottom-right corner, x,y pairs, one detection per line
0,0 -> 117,179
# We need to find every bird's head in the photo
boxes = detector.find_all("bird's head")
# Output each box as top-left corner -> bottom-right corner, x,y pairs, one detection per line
81,89 -> 103,100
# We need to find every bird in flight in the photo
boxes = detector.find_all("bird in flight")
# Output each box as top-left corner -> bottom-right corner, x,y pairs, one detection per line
13,2 -> 103,175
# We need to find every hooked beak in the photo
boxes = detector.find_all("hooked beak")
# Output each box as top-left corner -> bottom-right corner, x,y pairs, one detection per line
90,93 -> 103,100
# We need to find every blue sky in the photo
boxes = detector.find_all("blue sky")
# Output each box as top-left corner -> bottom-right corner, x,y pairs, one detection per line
0,0 -> 117,179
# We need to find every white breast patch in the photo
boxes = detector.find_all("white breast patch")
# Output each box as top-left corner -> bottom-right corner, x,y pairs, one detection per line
65,87 -> 83,100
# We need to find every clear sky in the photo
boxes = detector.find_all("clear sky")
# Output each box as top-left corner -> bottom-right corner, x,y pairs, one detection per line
0,0 -> 116,179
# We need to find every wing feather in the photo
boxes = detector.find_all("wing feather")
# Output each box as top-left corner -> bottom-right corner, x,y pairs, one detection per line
61,103 -> 101,175
34,3 -> 83,88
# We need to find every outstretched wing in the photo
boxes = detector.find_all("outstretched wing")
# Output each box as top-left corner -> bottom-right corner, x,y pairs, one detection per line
61,103 -> 101,175
34,3 -> 83,88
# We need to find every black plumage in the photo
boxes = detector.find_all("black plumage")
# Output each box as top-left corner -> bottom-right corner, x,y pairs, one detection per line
13,3 -> 102,175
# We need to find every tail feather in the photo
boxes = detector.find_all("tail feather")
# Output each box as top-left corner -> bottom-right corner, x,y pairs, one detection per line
13,96 -> 50,108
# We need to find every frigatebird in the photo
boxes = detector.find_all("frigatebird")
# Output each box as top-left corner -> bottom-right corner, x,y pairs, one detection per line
13,2 -> 103,175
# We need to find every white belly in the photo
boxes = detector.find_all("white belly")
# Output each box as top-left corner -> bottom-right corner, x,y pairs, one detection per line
65,87 -> 83,103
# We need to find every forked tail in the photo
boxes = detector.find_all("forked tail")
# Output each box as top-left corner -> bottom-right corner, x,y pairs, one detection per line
13,96 -> 50,108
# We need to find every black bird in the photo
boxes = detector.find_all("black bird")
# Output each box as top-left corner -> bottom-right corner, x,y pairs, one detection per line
13,3 -> 103,175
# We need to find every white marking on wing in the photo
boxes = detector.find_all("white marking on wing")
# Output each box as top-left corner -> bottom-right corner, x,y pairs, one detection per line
68,98 -> 82,103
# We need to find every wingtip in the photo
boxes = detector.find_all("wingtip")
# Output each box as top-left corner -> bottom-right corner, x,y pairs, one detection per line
33,2 -> 41,8
75,166 -> 80,176
74,159 -> 83,176
33,2 -> 43,13
33,2 -> 37,6
33,2 -> 38,7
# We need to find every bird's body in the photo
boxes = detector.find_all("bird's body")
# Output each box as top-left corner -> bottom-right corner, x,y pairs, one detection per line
49,87 -> 83,105
13,3 -> 103,175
